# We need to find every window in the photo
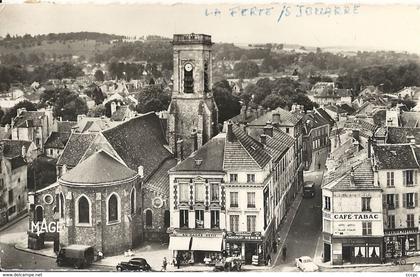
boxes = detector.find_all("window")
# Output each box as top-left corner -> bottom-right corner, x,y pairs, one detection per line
49,149 -> 53,156
387,172 -> 395,187
164,210 -> 170,228
145,210 -> 153,227
59,193 -> 65,218
8,190 -> 13,204
179,183 -> 189,202
130,188 -> 136,214
388,215 -> 395,229
210,184 -> 219,201
285,128 -> 289,134
386,194 -> 398,209
405,170 -> 415,186
180,209 -> 189,228
362,222 -> 372,235
184,66 -> 194,93
362,197 -> 371,212
247,192 -> 256,208
230,215 -> 239,232
404,193 -> 417,208
230,192 -> 238,207
35,206 -> 43,222
247,215 -> 256,232
324,196 -> 331,211
195,210 -> 204,228
407,214 -> 415,228
230,174 -> 238,182
247,174 -> 255,183
195,183 -> 205,202
211,210 -> 220,229
77,195 -> 90,224
107,194 -> 119,223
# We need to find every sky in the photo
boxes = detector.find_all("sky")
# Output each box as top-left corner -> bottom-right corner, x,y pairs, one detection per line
0,1 -> 420,54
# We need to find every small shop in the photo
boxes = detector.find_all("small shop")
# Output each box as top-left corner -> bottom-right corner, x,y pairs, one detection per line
168,229 -> 224,265
329,236 -> 383,265
225,231 -> 273,265
384,228 -> 419,257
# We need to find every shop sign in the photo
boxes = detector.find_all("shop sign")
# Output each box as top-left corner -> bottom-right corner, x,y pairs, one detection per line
175,231 -> 223,238
332,213 -> 381,221
384,227 -> 419,236
226,232 -> 262,241
333,222 -> 358,236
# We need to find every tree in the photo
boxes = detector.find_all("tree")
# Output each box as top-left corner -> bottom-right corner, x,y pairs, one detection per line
27,157 -> 57,191
1,100 -> 37,126
233,60 -> 260,79
87,104 -> 106,117
213,80 -> 241,123
261,94 -> 287,110
135,85 -> 170,113
291,93 -> 319,111
39,88 -> 88,121
94,70 -> 105,81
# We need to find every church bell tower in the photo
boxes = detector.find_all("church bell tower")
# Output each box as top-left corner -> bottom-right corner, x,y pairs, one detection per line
167,33 -> 218,158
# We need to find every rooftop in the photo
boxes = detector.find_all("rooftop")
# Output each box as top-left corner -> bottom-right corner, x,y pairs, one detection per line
373,144 -> 419,170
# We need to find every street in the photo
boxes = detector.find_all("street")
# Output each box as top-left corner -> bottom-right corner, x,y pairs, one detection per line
273,170 -> 323,272
0,216 -> 112,271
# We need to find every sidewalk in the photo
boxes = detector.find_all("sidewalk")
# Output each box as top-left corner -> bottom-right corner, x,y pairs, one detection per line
270,191 -> 303,268
0,212 -> 28,233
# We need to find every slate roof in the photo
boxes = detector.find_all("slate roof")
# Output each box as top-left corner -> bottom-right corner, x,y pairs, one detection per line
102,112 -> 171,180
10,156 -> 26,170
302,113 -> 329,136
145,158 -> 177,195
57,133 -> 97,167
60,150 -> 138,185
44,132 -> 71,149
247,127 -> 294,162
13,111 -> 45,128
1,139 -> 33,158
328,160 -> 376,191
249,107 -> 302,126
401,112 -> 420,128
315,108 -> 335,126
77,117 -> 120,133
172,133 -> 225,172
373,144 -> 419,170
387,127 -> 420,144
57,121 -> 77,133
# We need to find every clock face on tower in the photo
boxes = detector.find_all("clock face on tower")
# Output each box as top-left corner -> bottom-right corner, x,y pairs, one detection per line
184,63 -> 193,72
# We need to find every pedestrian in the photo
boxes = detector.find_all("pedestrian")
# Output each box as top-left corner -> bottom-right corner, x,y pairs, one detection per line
282,245 -> 287,262
161,257 -> 167,271
176,255 -> 181,269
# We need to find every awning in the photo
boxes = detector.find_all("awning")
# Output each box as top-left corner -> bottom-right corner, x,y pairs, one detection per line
168,236 -> 192,251
191,237 -> 223,252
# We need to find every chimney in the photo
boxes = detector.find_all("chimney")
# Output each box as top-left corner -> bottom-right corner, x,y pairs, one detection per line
21,145 -> 26,158
350,167 -> 355,186
138,165 -> 144,178
17,107 -> 26,116
4,124 -> 9,133
197,131 -> 203,149
368,137 -> 372,158
176,139 -> 184,162
191,130 -> 198,152
110,102 -> 117,115
272,113 -> 280,125
240,105 -> 246,122
77,114 -> 86,122
264,122 -> 273,137
227,122 -> 234,143
260,134 -> 267,145
407,134 -> 416,144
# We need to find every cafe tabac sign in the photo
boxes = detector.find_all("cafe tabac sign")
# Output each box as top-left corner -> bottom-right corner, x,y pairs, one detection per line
332,213 -> 381,221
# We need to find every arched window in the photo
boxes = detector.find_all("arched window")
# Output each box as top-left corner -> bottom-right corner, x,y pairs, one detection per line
130,187 -> 136,215
108,193 -> 119,223
164,210 -> 170,228
145,210 -> 153,227
59,193 -> 65,218
77,195 -> 90,224
35,206 -> 43,222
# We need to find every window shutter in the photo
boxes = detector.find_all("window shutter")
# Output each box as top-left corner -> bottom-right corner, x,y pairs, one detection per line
415,171 -> 418,185
416,193 -> 418,207
383,196 -> 387,208
395,194 -> 399,208
403,171 -> 407,186
403,193 -> 407,208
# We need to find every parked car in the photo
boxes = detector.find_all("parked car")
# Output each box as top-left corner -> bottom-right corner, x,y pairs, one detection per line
116,258 -> 151,272
56,244 -> 95,269
295,256 -> 319,272
303,182 -> 315,198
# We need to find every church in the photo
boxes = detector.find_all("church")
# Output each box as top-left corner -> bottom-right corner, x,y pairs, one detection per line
27,33 -> 219,256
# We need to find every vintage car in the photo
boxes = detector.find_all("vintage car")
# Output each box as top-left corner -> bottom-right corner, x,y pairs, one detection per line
213,257 -> 243,272
295,256 -> 319,272
303,182 -> 316,198
56,244 -> 95,269
116,258 -> 152,272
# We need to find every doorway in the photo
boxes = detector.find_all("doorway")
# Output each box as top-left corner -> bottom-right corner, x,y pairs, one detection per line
323,243 -> 331,262
342,246 -> 352,263
245,243 -> 258,264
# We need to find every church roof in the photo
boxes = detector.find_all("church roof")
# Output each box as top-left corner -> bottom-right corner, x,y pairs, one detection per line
60,150 -> 138,185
